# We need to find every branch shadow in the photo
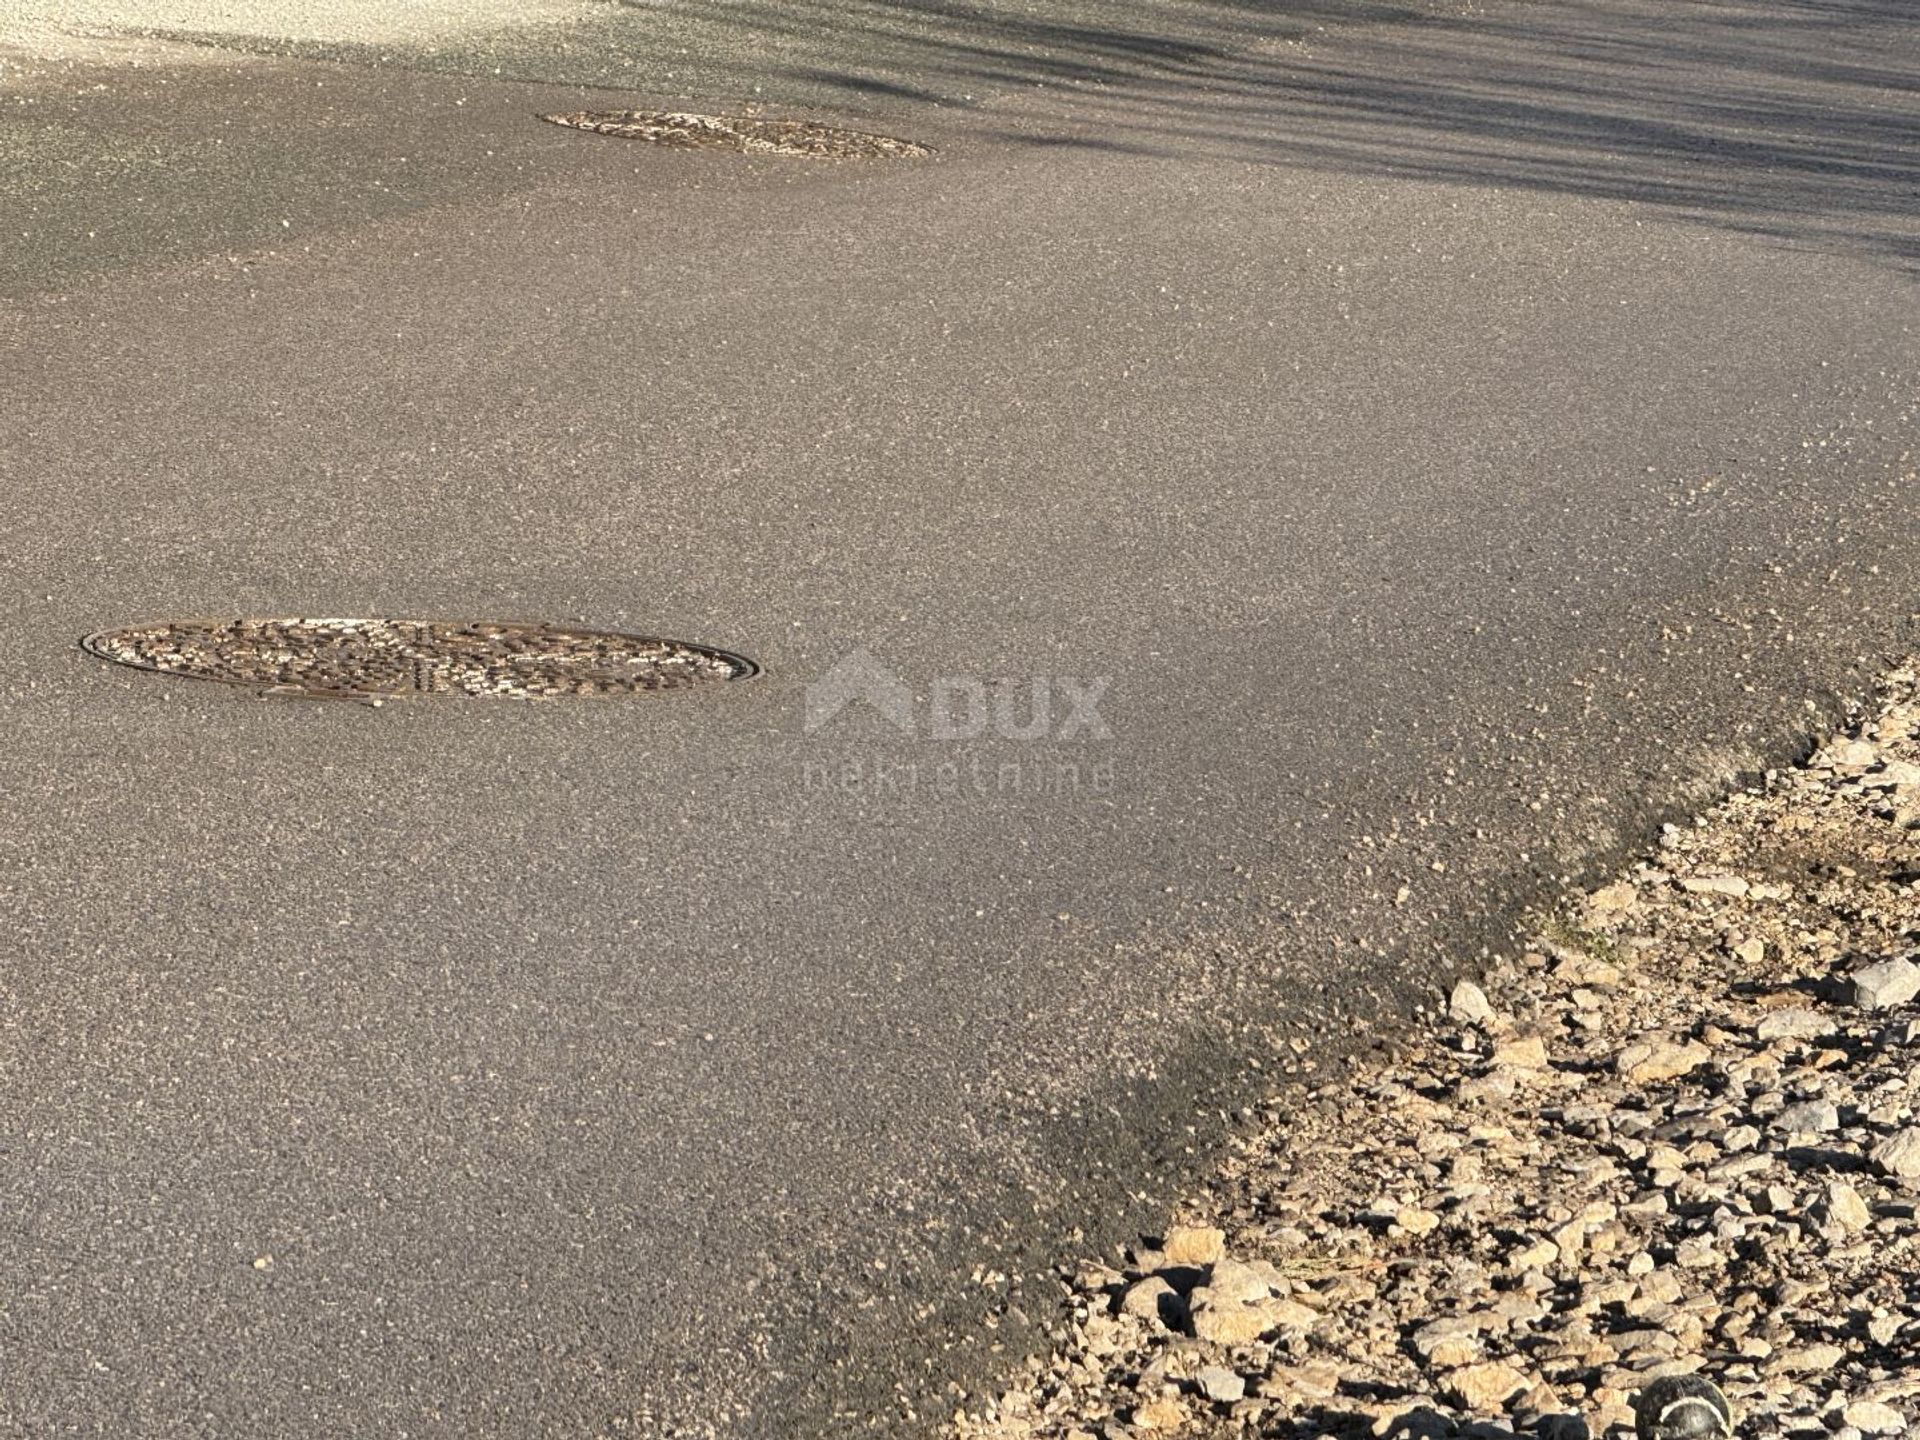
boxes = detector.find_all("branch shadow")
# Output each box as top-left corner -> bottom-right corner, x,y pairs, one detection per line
937,0 -> 1920,269
138,0 -> 1918,268
595,0 -> 1914,272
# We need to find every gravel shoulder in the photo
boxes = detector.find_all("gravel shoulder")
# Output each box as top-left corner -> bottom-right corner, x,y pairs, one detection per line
955,661 -> 1920,1440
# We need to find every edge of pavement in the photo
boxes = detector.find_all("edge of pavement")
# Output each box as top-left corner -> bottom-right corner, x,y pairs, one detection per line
947,657 -> 1920,1440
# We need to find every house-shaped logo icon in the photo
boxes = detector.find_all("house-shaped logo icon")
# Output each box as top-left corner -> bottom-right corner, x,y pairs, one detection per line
804,648 -> 915,734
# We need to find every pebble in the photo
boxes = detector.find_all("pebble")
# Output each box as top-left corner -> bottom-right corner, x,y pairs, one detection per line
1120,1277 -> 1177,1323
1188,1289 -> 1314,1346
1450,980 -> 1494,1025
1870,1127 -> 1920,1180
1673,1237 -> 1721,1269
1159,1226 -> 1224,1267
1872,759 -> 1920,788
1849,957 -> 1920,1011
1772,1342 -> 1846,1373
1591,882 -> 1638,913
1618,1039 -> 1712,1084
1447,1361 -> 1532,1412
1825,1181 -> 1871,1233
1195,1366 -> 1244,1404
1395,1205 -> 1442,1236
1775,1099 -> 1841,1133
1756,1008 -> 1833,1041
1130,1395 -> 1186,1431
1842,1400 -> 1907,1434
1492,1034 -> 1550,1069
1680,874 -> 1749,898
1202,1259 -> 1274,1306
1414,1315 -> 1483,1367
1260,1361 -> 1340,1400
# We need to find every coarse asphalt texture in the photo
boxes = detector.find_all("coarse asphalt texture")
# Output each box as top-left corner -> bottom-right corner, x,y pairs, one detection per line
0,0 -> 1916,1435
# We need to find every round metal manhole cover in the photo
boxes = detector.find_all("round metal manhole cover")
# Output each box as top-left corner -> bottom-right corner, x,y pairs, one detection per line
82,618 -> 758,701
539,109 -> 932,159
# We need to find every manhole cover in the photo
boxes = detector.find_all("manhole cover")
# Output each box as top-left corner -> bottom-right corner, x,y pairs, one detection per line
82,618 -> 758,700
539,109 -> 932,159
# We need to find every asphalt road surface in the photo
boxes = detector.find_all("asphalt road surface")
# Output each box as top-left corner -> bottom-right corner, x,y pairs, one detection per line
1,0 -> 1916,1435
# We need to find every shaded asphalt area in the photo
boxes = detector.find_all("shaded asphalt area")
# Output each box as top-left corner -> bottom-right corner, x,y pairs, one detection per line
7,0 -> 1915,295
0,0 -> 1915,1436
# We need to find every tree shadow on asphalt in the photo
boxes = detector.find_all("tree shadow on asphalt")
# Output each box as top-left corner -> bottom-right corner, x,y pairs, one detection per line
593,0 -> 1438,90
144,0 -> 1434,106
717,0 -> 1920,271
137,0 -> 1915,269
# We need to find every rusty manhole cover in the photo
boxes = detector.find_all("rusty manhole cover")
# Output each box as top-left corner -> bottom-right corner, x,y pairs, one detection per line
82,618 -> 758,701
539,109 -> 932,159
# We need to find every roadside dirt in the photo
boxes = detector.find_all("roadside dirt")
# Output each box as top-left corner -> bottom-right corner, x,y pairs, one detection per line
955,660 -> 1920,1440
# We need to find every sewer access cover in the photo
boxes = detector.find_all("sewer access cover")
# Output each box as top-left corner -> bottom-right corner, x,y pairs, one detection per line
82,618 -> 757,700
539,109 -> 932,159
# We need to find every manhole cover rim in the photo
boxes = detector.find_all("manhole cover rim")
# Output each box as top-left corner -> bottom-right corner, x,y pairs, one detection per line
80,616 -> 762,699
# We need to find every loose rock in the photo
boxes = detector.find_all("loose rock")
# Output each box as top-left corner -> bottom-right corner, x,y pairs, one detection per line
1841,1400 -> 1908,1435
1871,1128 -> 1920,1180
1849,956 -> 1920,1010
1195,1367 -> 1245,1404
1617,1039 -> 1712,1084
1160,1226 -> 1226,1267
1447,1361 -> 1532,1412
1450,980 -> 1494,1025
